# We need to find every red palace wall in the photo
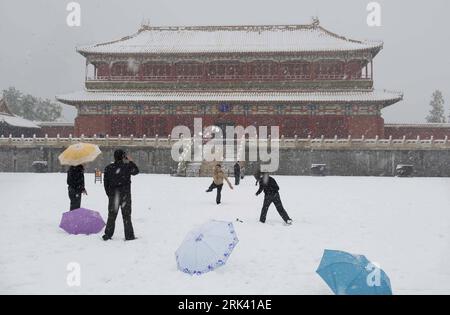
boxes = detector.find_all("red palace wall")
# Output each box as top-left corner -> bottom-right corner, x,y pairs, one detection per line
38,125 -> 75,138
74,114 -> 384,139
347,116 -> 385,138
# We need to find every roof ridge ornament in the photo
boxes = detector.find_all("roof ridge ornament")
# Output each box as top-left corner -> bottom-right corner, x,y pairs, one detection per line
139,18 -> 153,32
311,16 -> 320,28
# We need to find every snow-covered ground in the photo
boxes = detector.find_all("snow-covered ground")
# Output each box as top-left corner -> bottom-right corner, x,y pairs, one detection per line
0,173 -> 449,295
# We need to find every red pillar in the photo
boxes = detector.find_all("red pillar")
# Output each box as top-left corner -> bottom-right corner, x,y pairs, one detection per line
365,61 -> 368,79
202,62 -> 207,81
371,59 -> 374,80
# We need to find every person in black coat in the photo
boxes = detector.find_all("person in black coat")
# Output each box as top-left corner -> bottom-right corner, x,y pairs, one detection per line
234,162 -> 241,186
255,172 -> 292,225
67,165 -> 86,211
102,149 -> 140,241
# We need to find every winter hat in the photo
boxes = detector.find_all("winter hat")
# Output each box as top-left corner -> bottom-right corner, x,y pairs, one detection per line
114,149 -> 126,161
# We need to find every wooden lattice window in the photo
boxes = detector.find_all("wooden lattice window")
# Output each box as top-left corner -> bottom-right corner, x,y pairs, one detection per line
142,63 -> 171,79
207,62 -> 244,80
248,61 -> 278,79
176,62 -> 203,79
317,61 -> 344,79
280,62 -> 311,79
95,63 -> 110,79
110,62 -> 137,79
345,60 -> 363,79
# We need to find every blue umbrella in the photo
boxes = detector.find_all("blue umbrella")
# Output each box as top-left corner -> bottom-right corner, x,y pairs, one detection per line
175,220 -> 239,276
316,249 -> 392,295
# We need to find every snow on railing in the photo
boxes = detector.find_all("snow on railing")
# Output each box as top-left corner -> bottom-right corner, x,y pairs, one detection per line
0,134 -> 449,148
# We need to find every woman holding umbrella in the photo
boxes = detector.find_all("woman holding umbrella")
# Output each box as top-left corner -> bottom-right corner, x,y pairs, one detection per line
67,165 -> 87,211
59,143 -> 102,211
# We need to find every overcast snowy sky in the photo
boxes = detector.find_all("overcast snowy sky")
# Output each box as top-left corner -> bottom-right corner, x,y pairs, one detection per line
0,0 -> 449,123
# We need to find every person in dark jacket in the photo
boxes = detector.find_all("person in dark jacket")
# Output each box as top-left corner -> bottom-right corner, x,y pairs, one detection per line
255,171 -> 292,225
67,165 -> 86,211
102,149 -> 139,241
234,162 -> 241,186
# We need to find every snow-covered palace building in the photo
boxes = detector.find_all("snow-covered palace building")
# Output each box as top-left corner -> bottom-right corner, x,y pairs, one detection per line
0,98 -> 40,137
58,19 -> 404,138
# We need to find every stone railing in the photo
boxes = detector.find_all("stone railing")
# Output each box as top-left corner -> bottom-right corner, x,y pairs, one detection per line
276,135 -> 450,149
0,134 -> 449,150
0,134 -> 175,148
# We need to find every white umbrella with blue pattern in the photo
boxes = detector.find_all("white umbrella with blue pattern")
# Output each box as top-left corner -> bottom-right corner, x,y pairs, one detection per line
175,220 -> 239,275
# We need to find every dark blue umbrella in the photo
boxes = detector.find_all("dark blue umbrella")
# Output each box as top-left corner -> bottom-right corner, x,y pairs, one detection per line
316,249 -> 392,295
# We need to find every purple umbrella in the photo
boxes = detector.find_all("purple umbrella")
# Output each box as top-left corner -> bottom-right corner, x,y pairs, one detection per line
59,208 -> 106,235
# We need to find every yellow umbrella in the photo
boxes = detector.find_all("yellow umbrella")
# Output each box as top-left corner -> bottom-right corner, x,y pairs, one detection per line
58,143 -> 102,166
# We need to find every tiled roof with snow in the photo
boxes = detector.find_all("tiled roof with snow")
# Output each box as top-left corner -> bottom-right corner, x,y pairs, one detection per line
57,89 -> 403,106
77,20 -> 383,55
0,98 -> 40,129
0,114 -> 41,129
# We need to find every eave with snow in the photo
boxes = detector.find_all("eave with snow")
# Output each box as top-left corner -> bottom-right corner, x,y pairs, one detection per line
57,89 -> 403,107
